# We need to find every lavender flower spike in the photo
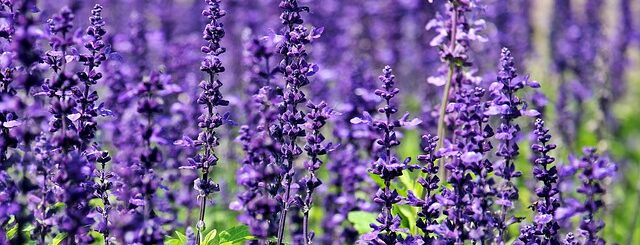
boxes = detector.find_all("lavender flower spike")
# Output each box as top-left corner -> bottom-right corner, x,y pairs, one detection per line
175,0 -> 231,243
76,4 -> 108,149
407,134 -> 441,243
516,118 -> 560,244
301,101 -> 333,244
274,0 -> 322,243
427,0 -> 485,179
353,66 -> 421,244
486,48 -> 539,243
575,148 -> 616,244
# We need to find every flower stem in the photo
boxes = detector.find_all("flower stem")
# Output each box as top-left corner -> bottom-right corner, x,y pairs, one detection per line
435,3 -> 459,184
277,165 -> 293,245
195,169 -> 209,245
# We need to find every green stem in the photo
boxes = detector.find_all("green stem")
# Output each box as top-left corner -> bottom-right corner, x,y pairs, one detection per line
434,3 -> 459,185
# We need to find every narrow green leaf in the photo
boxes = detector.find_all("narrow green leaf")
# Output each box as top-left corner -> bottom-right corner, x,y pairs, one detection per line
175,230 -> 187,243
52,233 -> 68,245
6,225 -> 17,239
202,229 -> 217,245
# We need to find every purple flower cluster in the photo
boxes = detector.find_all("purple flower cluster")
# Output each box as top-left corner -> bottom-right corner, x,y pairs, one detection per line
0,0 -> 629,245
353,66 -> 421,244
488,48 -> 540,243
558,148 -> 616,244
516,119 -> 560,244
272,0 -> 323,243
175,0 -> 232,243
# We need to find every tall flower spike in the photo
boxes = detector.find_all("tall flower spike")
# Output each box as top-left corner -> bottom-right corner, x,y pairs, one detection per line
44,7 -> 99,243
353,66 -> 421,244
233,36 -> 280,241
175,0 -> 231,244
76,4 -> 109,148
516,118 -> 560,244
574,148 -> 615,244
601,0 -> 633,134
75,6 -> 114,242
435,85 -> 495,243
0,4 -> 23,242
426,0 -> 486,180
486,48 -> 539,243
460,87 -> 496,243
301,101 -> 333,244
274,0 -> 322,243
44,6 -> 78,151
555,148 -> 616,244
407,134 -> 441,243
322,61 -> 378,245
132,72 -> 169,243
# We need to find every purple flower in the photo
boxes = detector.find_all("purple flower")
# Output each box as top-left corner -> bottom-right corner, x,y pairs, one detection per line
407,134 -> 441,243
174,0 -> 231,243
273,0 -> 323,243
487,48 -> 538,243
516,118 -> 560,244
490,0 -> 533,68
601,0 -> 633,134
572,148 -> 615,244
435,85 -> 496,243
356,66 -> 420,244
53,152 -> 96,243
75,4 -> 109,148
233,36 -> 281,241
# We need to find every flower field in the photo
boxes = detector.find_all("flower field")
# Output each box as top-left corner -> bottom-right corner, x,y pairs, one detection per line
1,0 -> 639,244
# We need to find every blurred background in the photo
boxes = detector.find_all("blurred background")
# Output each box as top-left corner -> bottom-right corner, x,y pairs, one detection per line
25,0 -> 640,243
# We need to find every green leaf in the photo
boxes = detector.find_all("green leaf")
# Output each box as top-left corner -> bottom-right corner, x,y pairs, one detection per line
165,238 -> 183,245
175,231 -> 188,243
6,225 -> 17,239
347,211 -> 377,234
52,202 -> 65,209
393,205 -> 418,234
89,231 -> 105,245
7,225 -> 37,240
202,229 -> 217,245
368,173 -> 384,188
89,198 -> 105,209
217,225 -> 254,244
23,225 -> 35,233
52,233 -> 68,245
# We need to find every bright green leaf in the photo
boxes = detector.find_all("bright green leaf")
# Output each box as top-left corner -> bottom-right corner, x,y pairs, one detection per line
89,198 -> 105,209
218,225 -> 254,244
165,238 -> 183,245
175,230 -> 188,243
347,211 -> 377,234
202,229 -> 217,245
89,231 -> 105,245
6,225 -> 17,239
52,233 -> 68,245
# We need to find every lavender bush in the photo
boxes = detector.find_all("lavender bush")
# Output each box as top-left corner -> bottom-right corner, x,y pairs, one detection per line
1,0 -> 637,244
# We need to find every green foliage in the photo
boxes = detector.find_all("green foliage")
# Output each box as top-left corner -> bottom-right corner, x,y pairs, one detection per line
6,224 -> 35,241
347,211 -> 377,234
165,226 -> 254,245
214,225 -> 254,245
89,231 -> 105,245
6,224 -> 17,240
52,233 -> 67,245
89,198 -> 105,209
202,229 -> 218,245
